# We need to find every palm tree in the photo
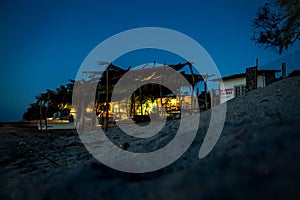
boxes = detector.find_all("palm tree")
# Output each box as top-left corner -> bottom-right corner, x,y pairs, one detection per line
35,89 -> 56,130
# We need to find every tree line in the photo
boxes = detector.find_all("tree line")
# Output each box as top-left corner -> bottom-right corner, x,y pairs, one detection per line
23,79 -> 74,121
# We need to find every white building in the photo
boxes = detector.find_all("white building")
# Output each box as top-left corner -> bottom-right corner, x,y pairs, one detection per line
212,69 -> 280,104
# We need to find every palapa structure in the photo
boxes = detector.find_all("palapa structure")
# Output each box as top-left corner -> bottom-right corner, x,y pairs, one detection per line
82,62 -> 207,128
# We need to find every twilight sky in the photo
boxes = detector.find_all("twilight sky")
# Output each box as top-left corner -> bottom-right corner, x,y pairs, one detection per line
0,0 -> 299,122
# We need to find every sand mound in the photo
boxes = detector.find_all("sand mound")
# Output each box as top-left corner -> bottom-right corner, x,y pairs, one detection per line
1,76 -> 300,200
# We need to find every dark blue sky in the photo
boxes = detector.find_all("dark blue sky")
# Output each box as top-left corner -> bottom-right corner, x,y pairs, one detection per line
0,0 -> 299,122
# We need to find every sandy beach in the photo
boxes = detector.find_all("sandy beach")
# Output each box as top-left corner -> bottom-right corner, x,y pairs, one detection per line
1,76 -> 300,200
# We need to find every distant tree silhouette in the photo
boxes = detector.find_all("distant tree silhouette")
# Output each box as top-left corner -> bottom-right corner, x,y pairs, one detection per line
251,0 -> 300,54
22,103 -> 39,120
23,80 -> 74,121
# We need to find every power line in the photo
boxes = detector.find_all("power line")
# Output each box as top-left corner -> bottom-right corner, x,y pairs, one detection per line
261,50 -> 300,75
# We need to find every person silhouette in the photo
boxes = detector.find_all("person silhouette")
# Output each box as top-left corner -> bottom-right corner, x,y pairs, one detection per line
69,114 -> 74,123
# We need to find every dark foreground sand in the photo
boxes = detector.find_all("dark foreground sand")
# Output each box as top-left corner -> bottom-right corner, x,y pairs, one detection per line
1,76 -> 300,200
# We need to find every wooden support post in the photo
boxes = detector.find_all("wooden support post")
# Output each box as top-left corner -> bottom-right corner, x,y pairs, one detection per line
203,73 -> 215,110
133,93 -> 136,116
140,87 -> 143,115
204,74 -> 208,111
282,63 -> 286,79
105,67 -> 109,131
160,83 -> 163,117
188,62 -> 195,112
